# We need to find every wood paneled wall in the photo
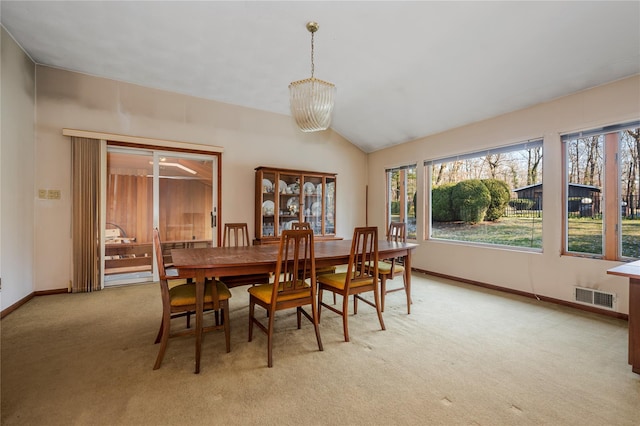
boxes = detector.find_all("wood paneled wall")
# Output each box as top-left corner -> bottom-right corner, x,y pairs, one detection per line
106,175 -> 212,244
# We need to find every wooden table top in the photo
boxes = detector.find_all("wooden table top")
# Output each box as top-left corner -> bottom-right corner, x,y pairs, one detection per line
171,239 -> 417,272
607,260 -> 640,279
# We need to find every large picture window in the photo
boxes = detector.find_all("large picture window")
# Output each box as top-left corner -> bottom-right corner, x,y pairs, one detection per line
386,165 -> 417,240
563,120 -> 640,260
425,139 -> 543,249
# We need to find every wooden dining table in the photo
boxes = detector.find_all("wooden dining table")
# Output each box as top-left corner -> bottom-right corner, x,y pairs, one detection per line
171,238 -> 418,373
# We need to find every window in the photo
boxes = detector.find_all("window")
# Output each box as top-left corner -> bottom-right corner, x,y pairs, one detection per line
563,120 -> 640,260
386,165 -> 417,239
425,139 -> 543,248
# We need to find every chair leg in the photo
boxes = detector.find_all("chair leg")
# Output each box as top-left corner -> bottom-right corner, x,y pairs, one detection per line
317,286 -> 324,322
153,309 -> 171,370
342,294 -> 350,342
223,302 -> 231,353
154,318 -> 164,344
186,312 -> 191,329
373,283 -> 386,331
380,274 -> 387,312
311,297 -> 323,352
267,308 -> 276,368
248,300 -> 255,342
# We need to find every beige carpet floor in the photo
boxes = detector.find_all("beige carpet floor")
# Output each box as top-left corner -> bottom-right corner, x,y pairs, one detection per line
1,272 -> 639,425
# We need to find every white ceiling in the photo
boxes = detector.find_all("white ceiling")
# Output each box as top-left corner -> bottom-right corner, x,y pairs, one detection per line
2,1 -> 639,153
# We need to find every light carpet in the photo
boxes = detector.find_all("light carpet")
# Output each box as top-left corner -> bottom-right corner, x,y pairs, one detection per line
1,273 -> 639,425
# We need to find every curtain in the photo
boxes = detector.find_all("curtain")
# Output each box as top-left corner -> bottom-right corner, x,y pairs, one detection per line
71,137 -> 101,292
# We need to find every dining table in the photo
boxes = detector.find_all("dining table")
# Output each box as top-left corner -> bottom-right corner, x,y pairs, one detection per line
171,238 -> 418,373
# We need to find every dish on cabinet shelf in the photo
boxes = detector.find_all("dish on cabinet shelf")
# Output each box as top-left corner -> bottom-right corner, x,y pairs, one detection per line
311,201 -> 321,216
262,200 -> 274,215
316,183 -> 322,194
262,179 -> 272,192
283,220 -> 299,231
303,182 -> 316,195
278,180 -> 287,193
287,197 -> 299,208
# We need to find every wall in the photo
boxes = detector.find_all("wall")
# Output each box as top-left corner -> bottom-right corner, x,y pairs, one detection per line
0,27 -> 36,310
33,66 -> 367,294
368,75 -> 640,315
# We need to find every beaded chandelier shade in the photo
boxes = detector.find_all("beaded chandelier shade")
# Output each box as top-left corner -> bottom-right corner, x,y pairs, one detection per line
289,22 -> 336,132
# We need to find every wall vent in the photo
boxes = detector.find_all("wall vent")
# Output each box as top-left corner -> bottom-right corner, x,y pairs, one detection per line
574,286 -> 616,310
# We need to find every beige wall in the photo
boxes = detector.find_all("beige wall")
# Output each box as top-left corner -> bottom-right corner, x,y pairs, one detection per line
368,75 -> 640,314
1,27 -> 36,310
33,66 -> 367,295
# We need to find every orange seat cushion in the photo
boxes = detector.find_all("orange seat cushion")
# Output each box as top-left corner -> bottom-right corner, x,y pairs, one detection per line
317,272 -> 375,290
375,261 -> 404,275
248,281 -> 311,304
169,280 -> 231,307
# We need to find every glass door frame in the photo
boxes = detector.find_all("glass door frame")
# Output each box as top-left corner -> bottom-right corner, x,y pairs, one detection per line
101,144 -> 221,287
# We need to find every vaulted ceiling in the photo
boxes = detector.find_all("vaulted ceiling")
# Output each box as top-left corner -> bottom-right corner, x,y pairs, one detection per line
2,1 -> 639,153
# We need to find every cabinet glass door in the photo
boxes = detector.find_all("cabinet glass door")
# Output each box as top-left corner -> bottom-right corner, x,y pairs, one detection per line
260,171 -> 276,237
278,173 -> 300,235
324,176 -> 336,234
302,176 -> 323,234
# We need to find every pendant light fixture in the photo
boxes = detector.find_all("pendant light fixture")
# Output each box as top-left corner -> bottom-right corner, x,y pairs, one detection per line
289,21 -> 336,132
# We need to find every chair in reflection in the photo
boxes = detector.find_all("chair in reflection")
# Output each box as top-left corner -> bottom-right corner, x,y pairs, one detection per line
317,226 -> 385,342
152,228 -> 231,370
247,229 -> 323,367
378,221 -> 410,314
220,223 -> 271,288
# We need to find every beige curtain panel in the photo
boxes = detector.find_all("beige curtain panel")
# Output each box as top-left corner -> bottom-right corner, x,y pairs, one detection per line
71,136 -> 101,292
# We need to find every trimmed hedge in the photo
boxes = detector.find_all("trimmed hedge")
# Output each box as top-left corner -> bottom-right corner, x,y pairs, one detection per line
482,178 -> 511,221
432,183 -> 456,222
433,179 -> 509,224
451,179 -> 491,224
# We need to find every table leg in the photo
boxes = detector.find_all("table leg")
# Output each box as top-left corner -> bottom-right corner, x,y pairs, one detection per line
195,269 -> 205,374
630,278 -> 640,374
405,251 -> 412,315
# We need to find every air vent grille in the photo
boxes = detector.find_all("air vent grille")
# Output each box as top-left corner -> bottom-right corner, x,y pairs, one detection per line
574,287 -> 616,310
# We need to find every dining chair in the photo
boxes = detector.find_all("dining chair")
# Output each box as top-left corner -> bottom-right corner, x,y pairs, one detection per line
220,223 -> 271,288
292,222 -> 337,302
152,228 -> 231,370
378,221 -> 411,314
317,226 -> 385,342
247,228 -> 323,367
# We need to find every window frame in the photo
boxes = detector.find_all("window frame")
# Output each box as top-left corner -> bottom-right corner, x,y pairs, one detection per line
561,120 -> 640,261
385,164 -> 417,240
424,138 -> 544,250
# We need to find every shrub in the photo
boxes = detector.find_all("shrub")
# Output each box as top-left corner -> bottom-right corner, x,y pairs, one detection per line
432,183 -> 456,222
509,198 -> 535,210
482,179 -> 511,221
451,179 -> 490,224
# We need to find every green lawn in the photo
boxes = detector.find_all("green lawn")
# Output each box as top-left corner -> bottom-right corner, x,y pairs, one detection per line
431,216 -> 640,258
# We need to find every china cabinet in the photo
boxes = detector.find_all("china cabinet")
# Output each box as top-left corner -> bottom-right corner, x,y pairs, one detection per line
254,166 -> 337,244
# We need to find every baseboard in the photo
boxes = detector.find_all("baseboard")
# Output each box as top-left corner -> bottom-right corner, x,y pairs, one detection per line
413,268 -> 629,321
1,288 -> 69,319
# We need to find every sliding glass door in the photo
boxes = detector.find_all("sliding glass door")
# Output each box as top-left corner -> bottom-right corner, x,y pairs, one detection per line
103,147 -> 218,286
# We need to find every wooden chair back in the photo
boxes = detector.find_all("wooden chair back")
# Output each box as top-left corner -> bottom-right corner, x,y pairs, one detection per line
388,221 -> 406,243
223,223 -> 251,247
346,226 -> 379,289
291,222 -> 311,230
272,229 -> 316,303
220,222 -> 270,287
153,227 -> 168,279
